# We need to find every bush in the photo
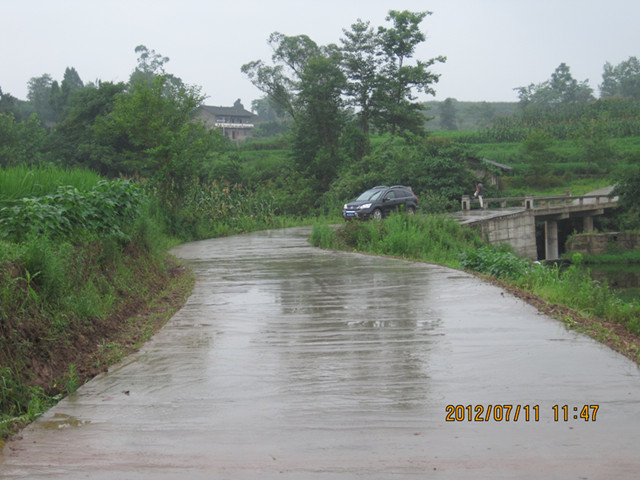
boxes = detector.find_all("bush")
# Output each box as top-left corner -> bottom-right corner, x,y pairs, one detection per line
459,246 -> 531,279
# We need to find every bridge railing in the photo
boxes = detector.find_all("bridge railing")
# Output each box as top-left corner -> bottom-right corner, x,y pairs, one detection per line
461,191 -> 617,211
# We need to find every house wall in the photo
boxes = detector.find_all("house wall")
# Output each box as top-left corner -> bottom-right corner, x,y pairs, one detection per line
195,110 -> 254,141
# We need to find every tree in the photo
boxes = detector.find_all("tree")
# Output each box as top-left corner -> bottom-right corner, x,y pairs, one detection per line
242,33 -> 323,120
0,113 -> 47,167
371,10 -> 445,136
52,67 -> 84,119
49,81 -> 126,172
245,10 -> 444,142
575,115 -> 615,173
521,129 -> 554,186
129,45 -> 169,83
27,74 -> 55,124
465,101 -> 496,128
291,54 -> 346,192
0,87 -> 28,121
233,98 -> 245,110
600,56 -> 640,99
611,161 -> 640,228
96,74 -> 204,172
439,97 -> 457,130
515,63 -> 594,106
251,96 -> 287,122
340,19 -> 379,135
243,33 -> 346,194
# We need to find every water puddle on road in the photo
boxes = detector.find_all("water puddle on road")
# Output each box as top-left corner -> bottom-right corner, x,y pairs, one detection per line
38,413 -> 90,430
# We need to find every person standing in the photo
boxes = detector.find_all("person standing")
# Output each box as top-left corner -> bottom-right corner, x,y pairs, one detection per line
474,181 -> 484,210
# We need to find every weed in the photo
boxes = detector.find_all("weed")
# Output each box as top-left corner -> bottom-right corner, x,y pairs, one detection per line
61,365 -> 80,396
97,341 -> 126,367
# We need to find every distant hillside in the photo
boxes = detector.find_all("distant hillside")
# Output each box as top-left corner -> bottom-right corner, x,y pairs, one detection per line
423,100 -> 518,131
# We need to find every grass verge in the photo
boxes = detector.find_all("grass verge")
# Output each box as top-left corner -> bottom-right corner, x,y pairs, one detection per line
0,242 -> 194,440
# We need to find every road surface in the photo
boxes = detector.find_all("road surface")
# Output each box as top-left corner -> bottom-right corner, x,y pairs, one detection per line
2,227 -> 640,479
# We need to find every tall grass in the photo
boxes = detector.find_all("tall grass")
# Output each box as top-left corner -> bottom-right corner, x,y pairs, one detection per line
311,213 -> 485,268
157,180 -> 309,242
0,165 -> 102,202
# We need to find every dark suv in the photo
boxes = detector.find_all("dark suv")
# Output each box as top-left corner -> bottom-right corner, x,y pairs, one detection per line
342,185 -> 418,220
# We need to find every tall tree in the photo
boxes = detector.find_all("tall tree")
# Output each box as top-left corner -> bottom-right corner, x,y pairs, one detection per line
242,33 -> 322,120
242,34 -> 345,192
516,63 -> 594,106
600,56 -> 640,99
49,81 -> 126,172
521,129 -> 553,186
371,10 -> 445,136
340,19 -> 379,135
27,74 -> 55,124
251,96 -> 287,122
54,67 -> 85,119
291,54 -> 346,191
130,45 -> 169,83
439,97 -> 458,130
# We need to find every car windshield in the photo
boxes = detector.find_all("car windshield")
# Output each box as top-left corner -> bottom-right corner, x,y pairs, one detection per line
356,189 -> 384,201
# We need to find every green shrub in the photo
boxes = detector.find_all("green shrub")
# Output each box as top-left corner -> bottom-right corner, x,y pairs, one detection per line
459,246 -> 531,279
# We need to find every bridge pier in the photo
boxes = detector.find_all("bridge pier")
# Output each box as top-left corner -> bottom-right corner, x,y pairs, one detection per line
583,215 -> 594,233
545,220 -> 559,260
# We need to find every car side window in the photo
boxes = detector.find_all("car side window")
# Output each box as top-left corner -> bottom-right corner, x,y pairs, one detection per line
384,191 -> 395,200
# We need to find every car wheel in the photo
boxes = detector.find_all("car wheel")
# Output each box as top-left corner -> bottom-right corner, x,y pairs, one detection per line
406,206 -> 416,215
372,208 -> 383,220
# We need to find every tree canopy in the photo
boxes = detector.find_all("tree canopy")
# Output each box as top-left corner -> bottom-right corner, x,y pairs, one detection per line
600,56 -> 640,99
515,63 -> 594,106
241,10 -> 445,197
243,10 -> 444,140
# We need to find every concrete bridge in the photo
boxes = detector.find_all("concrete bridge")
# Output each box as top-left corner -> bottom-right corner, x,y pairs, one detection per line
452,187 -> 619,260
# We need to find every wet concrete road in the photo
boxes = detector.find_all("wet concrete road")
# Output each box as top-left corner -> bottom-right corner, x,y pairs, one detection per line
3,227 -> 640,479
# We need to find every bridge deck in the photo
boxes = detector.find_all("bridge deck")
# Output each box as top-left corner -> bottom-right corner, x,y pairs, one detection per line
451,208 -> 526,225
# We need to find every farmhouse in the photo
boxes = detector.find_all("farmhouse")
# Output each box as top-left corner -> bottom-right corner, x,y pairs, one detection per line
196,105 -> 255,141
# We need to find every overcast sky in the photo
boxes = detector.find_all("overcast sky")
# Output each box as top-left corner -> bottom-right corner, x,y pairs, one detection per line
2,0 -> 639,107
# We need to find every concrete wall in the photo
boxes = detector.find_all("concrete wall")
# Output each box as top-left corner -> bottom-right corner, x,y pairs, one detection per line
566,232 -> 640,255
470,211 -> 538,260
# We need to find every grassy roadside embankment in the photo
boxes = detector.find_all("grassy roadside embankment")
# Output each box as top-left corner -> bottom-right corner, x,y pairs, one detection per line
0,167 -> 198,439
311,215 -> 640,364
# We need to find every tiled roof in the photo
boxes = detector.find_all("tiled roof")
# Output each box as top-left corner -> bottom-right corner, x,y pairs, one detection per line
200,105 -> 255,117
